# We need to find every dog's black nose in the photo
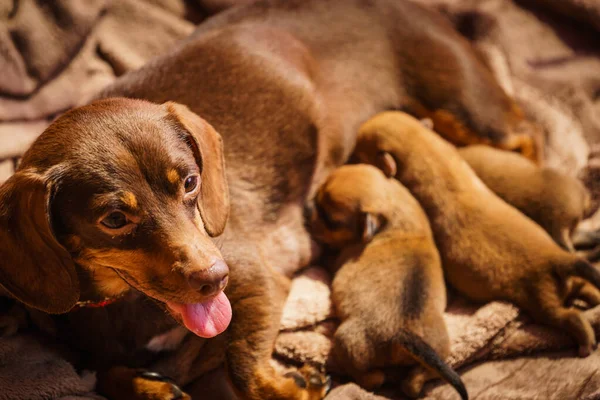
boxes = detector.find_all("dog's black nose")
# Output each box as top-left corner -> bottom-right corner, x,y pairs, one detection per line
187,260 -> 229,297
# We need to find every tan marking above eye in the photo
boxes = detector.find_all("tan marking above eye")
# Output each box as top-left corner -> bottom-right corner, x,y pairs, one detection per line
121,192 -> 138,209
167,169 -> 180,184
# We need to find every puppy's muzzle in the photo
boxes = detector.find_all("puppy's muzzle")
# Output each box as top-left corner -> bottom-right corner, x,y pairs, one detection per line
186,260 -> 229,297
303,201 -> 315,226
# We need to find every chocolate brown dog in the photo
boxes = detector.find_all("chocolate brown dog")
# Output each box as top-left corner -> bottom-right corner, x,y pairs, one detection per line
0,0 -> 542,398
458,145 -> 593,251
353,111 -> 600,357
308,165 -> 467,399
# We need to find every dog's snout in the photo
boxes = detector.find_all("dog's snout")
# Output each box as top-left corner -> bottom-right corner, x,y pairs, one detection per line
187,260 -> 229,297
303,201 -> 315,222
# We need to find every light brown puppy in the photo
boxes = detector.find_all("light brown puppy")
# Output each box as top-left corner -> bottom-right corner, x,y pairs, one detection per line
308,165 -> 467,399
458,145 -> 593,251
353,112 -> 600,357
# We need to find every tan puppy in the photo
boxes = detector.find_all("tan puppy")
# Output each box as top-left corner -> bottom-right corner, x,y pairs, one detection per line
458,145 -> 592,251
353,112 -> 600,357
308,165 -> 467,399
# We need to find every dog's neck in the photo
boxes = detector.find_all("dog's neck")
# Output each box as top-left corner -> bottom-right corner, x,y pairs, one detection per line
74,265 -> 131,310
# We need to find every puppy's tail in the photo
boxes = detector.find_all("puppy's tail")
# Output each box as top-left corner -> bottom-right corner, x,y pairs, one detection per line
394,329 -> 468,400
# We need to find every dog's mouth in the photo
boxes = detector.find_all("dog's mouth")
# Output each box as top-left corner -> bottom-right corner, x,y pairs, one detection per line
110,268 -> 233,338
165,291 -> 232,338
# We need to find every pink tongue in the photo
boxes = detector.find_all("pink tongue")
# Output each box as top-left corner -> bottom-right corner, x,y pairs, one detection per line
167,291 -> 232,338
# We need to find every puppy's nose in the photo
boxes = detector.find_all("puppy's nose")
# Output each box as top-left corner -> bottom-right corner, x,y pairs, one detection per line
303,201 -> 315,222
187,260 -> 229,297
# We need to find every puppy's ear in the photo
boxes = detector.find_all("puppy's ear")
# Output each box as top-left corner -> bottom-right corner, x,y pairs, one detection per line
376,152 -> 397,178
165,102 -> 230,237
0,170 -> 79,313
361,212 -> 382,243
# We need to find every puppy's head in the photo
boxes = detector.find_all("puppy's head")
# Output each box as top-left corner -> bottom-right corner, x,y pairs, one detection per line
307,165 -> 389,248
352,112 -> 427,180
0,98 -> 232,338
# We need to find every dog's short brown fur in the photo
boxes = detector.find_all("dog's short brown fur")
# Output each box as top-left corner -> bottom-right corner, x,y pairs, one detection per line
458,145 -> 592,251
308,165 -> 467,399
353,112 -> 600,357
0,0 -> 544,398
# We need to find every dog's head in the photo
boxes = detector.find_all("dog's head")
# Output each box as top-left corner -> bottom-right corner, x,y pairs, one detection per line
0,98 -> 232,338
307,164 -> 388,249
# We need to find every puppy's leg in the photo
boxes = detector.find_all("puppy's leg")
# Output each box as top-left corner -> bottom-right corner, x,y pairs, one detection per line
332,319 -> 377,388
356,370 -> 386,391
566,278 -> 600,308
529,280 -> 597,357
224,256 -> 328,400
577,284 -> 600,307
402,367 -> 430,398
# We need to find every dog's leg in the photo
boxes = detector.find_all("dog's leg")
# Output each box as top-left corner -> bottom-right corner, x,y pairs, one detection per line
224,255 -> 329,400
96,366 -> 190,400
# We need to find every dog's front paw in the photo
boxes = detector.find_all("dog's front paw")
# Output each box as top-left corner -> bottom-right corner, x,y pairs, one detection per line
284,365 -> 331,400
97,367 -> 190,400
133,371 -> 190,400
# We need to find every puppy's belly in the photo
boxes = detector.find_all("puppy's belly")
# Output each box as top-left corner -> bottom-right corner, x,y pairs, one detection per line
260,205 -> 318,277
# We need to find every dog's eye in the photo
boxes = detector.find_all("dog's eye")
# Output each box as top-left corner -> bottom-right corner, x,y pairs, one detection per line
184,175 -> 199,193
101,212 -> 128,229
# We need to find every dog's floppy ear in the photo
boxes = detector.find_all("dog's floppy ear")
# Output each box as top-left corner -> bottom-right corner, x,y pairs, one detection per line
165,102 -> 230,236
376,152 -> 397,178
361,212 -> 383,243
0,169 -> 79,313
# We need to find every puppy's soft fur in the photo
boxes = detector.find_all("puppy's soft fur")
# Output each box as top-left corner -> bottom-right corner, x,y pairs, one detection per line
458,145 -> 592,251
308,165 -> 467,400
353,112 -> 600,358
0,0 -> 543,398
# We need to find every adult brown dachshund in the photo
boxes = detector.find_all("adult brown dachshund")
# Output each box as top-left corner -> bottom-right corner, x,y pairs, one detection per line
0,0 -> 541,399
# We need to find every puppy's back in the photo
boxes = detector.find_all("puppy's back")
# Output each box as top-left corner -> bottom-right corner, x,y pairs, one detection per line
459,145 -> 591,249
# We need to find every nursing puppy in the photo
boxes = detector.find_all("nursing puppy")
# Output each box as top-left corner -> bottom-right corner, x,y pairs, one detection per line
458,145 -> 593,251
353,112 -> 600,357
308,165 -> 467,399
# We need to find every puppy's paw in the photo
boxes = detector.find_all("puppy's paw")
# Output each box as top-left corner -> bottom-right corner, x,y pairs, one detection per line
133,370 -> 191,400
357,370 -> 386,390
578,341 -> 598,358
284,365 -> 331,399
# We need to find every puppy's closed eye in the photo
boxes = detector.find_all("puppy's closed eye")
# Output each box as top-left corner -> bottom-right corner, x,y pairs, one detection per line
315,202 -> 345,230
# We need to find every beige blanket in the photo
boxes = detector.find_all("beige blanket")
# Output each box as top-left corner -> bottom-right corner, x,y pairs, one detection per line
1,0 -> 600,399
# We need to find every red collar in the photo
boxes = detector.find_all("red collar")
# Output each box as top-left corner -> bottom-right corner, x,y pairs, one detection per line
70,293 -> 127,311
